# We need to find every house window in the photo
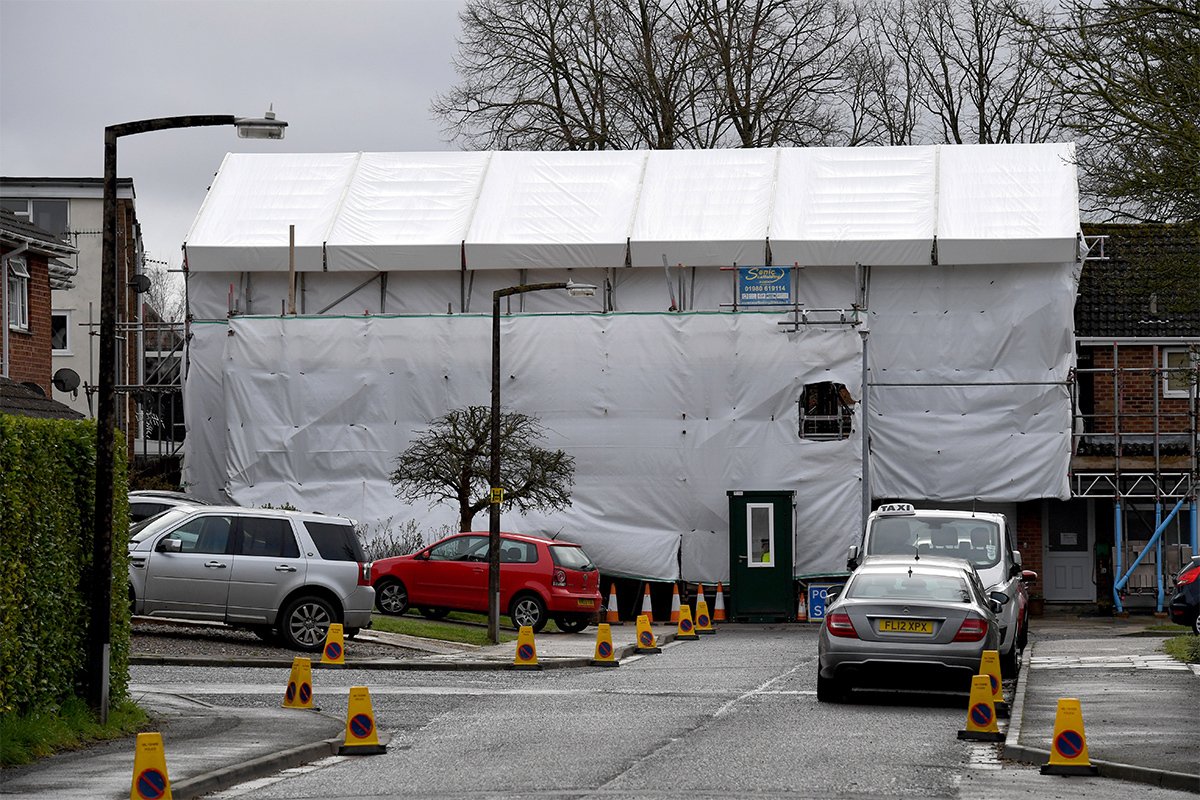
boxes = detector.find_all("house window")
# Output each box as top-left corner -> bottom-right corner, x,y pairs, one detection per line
799,381 -> 855,440
1163,348 -> 1198,399
1,198 -> 69,239
51,310 -> 71,353
7,257 -> 29,331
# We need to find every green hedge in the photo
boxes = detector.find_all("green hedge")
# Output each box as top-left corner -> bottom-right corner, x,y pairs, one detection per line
0,415 -> 129,716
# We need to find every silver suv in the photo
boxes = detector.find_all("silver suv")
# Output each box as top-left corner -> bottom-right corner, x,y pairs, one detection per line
128,505 -> 374,651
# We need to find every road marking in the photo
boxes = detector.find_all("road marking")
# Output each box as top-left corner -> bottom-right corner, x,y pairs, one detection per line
713,663 -> 807,718
1031,654 -> 1192,672
208,756 -> 346,797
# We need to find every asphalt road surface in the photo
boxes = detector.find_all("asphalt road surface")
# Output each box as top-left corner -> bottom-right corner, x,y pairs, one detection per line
129,624 -> 1194,800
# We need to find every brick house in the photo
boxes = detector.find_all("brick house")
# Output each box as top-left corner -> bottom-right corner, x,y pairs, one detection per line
1044,224 -> 1198,612
2,209 -> 78,397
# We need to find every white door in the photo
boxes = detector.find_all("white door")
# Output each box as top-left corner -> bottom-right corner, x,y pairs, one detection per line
1044,500 -> 1095,602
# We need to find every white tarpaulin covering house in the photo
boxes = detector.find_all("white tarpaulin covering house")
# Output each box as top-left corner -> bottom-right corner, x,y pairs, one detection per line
181,144 -> 1080,581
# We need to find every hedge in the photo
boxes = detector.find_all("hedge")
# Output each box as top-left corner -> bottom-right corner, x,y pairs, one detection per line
0,414 -> 129,716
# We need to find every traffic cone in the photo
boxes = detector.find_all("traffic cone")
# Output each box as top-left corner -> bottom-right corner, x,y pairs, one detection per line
669,583 -> 681,624
129,732 -> 173,800
321,623 -> 345,666
640,583 -> 654,623
1040,698 -> 1098,775
676,603 -> 700,640
510,625 -> 543,670
979,650 -> 1008,718
282,656 -> 315,710
339,685 -> 387,755
796,591 -> 809,623
713,582 -> 727,622
695,584 -> 714,635
605,583 -> 622,625
635,613 -> 661,653
957,675 -> 1004,742
590,622 -> 619,667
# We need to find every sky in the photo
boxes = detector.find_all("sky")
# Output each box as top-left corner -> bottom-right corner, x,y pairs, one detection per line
1,0 -> 466,272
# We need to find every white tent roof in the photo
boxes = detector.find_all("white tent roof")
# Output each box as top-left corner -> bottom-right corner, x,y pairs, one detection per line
184,143 -> 1079,271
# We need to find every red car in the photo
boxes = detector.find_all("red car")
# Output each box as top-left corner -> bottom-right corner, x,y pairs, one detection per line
371,531 -> 602,633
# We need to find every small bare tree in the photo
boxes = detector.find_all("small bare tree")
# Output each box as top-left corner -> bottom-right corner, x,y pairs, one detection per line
390,406 -> 576,533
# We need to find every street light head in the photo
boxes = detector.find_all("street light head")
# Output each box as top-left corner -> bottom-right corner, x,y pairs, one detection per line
235,107 -> 288,140
565,280 -> 597,298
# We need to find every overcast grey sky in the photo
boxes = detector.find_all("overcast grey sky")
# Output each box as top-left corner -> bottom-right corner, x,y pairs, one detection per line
1,0 -> 465,270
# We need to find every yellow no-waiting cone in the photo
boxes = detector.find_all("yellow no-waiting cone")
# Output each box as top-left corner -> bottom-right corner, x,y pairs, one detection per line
979,649 -> 1008,717
590,622 -> 620,667
510,625 -> 543,670
1040,698 -> 1099,775
339,685 -> 387,755
282,656 -> 315,710
321,623 -> 346,666
676,603 -> 700,640
957,675 -> 1004,742
635,613 -> 661,653
695,584 -> 715,634
130,731 -> 173,800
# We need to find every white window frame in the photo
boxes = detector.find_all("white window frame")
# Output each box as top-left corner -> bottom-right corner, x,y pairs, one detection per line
51,309 -> 72,354
7,257 -> 29,331
747,503 -> 775,568
1162,347 -> 1198,399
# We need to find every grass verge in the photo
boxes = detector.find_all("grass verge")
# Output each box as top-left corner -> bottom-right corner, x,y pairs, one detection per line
370,613 -> 517,645
1146,622 -> 1189,632
0,697 -> 149,767
1163,634 -> 1200,664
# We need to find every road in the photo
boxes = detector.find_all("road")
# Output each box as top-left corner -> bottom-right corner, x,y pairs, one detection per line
128,624 -> 1193,799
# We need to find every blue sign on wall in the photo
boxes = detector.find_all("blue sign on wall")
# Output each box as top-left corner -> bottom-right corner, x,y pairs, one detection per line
737,267 -> 791,306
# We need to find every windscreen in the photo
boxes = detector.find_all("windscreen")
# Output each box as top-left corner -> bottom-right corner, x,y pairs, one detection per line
847,572 -> 971,603
867,515 -> 1001,569
129,508 -> 191,544
550,545 -> 595,571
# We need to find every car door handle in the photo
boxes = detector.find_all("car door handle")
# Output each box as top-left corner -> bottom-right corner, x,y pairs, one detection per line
275,565 -> 297,572
204,561 -> 227,569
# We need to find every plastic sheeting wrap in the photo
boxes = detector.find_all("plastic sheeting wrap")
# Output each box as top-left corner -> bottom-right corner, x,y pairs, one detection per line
185,313 -> 864,581
184,144 -> 1080,272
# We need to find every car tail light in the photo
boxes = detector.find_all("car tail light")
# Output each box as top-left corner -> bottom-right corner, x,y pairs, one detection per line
954,616 -> 988,642
825,612 -> 858,638
1178,565 -> 1200,587
552,568 -> 567,587
358,561 -> 372,586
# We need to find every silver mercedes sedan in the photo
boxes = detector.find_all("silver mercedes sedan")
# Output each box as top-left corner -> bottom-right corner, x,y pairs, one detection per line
817,556 -> 1003,702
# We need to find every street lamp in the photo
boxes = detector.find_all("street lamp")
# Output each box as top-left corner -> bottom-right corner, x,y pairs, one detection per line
488,280 -> 596,644
88,110 -> 287,721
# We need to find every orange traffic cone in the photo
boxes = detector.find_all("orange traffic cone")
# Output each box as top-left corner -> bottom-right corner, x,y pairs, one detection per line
668,583 -> 681,624
640,583 -> 654,623
796,592 -> 808,622
605,583 -> 621,625
713,582 -> 727,622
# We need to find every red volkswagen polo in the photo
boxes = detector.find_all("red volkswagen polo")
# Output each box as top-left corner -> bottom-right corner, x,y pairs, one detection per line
371,531 -> 602,633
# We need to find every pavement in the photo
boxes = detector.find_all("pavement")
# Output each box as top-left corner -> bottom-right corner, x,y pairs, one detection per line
2,613 -> 1196,799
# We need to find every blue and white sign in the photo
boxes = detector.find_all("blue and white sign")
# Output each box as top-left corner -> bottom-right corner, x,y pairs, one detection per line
807,583 -> 842,621
737,267 -> 791,306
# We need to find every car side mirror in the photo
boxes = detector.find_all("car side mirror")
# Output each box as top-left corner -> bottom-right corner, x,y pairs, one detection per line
845,545 -> 859,571
1021,569 -> 1039,583
989,599 -> 1005,614
156,537 -> 182,553
825,586 -> 842,603
989,590 -> 1010,606
1013,550 -> 1023,567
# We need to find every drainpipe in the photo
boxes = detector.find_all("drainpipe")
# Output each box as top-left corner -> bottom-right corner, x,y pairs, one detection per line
2,242 -> 31,378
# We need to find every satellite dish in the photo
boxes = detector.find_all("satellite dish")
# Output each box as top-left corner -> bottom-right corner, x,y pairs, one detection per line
128,273 -> 152,294
53,368 -> 81,393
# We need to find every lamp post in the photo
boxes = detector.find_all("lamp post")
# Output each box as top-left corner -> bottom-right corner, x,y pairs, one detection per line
88,110 -> 286,721
488,280 -> 596,644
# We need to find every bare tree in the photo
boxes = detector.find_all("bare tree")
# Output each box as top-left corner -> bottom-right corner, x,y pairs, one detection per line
1024,0 -> 1200,224
390,406 -> 576,532
852,0 -> 1065,145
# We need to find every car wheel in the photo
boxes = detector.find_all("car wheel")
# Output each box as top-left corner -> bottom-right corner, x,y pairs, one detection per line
375,578 -> 409,616
250,625 -> 277,643
1001,644 -> 1020,677
418,606 -> 449,620
1017,615 -> 1029,649
554,615 -> 590,634
1193,613 -> 1200,637
510,593 -> 548,633
345,628 -> 359,639
816,672 -> 845,703
279,595 -> 336,652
